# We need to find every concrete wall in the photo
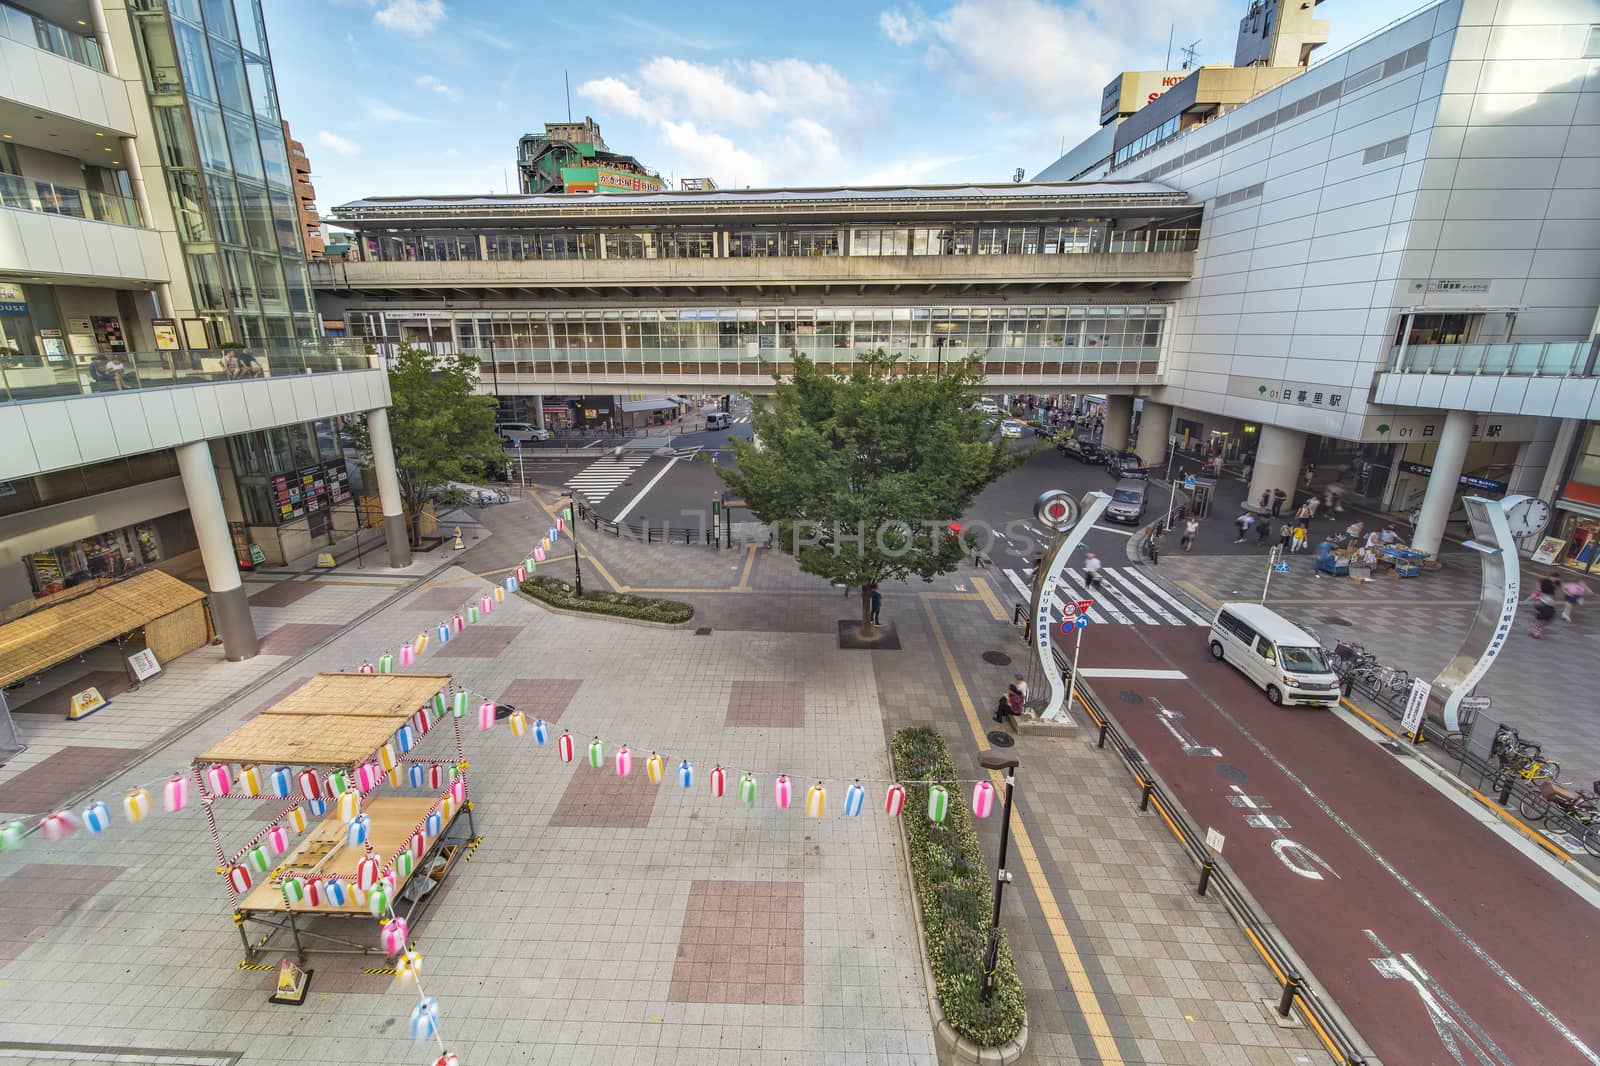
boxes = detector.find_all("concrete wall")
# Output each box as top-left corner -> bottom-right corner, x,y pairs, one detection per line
0,207 -> 171,286
0,36 -> 136,136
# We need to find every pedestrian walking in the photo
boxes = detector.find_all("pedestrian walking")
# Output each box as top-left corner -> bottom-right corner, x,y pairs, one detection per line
1234,511 -> 1254,543
1561,579 -> 1591,622
1257,517 -> 1272,546
1304,464 -> 1317,487
1305,496 -> 1321,520
1143,527 -> 1161,565
1530,592 -> 1557,638
1291,521 -> 1308,552
1531,573 -> 1559,603
1279,523 -> 1292,550
1182,516 -> 1199,552
870,585 -> 882,625
1083,552 -> 1102,589
1271,488 -> 1287,516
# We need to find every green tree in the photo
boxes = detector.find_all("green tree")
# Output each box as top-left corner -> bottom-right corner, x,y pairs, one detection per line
349,346 -> 502,545
720,349 -> 1019,636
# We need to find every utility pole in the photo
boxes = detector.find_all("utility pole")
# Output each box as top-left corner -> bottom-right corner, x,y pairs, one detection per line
565,491 -> 584,596
978,750 -> 1020,1002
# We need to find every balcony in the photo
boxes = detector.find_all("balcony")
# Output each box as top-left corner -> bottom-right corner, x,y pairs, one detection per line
1388,342 -> 1598,377
0,2 -> 104,71
0,32 -> 134,137
0,177 -> 166,284
1372,341 -> 1600,420
0,344 -> 378,404
1,173 -> 143,227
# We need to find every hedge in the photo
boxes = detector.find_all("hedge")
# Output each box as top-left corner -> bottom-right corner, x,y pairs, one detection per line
892,727 -> 1025,1047
520,575 -> 694,624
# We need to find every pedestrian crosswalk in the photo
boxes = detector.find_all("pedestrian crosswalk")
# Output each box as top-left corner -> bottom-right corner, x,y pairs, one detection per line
565,455 -> 650,502
1001,566 -> 1211,627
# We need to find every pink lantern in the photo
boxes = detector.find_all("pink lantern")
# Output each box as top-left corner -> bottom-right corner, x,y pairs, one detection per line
267,824 -> 290,854
297,769 -> 323,800
163,774 -> 189,813
40,810 -> 79,842
381,916 -> 410,956
971,781 -> 996,819
615,745 -> 632,778
356,855 -> 380,892
400,643 -> 415,667
227,865 -> 252,893
478,700 -> 496,731
205,762 -> 232,797
774,775 -> 792,810
480,594 -> 493,615
449,777 -> 466,807
451,613 -> 464,633
356,762 -> 382,793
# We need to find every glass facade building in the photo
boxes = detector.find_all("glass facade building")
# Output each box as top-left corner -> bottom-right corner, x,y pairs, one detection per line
127,0 -> 318,347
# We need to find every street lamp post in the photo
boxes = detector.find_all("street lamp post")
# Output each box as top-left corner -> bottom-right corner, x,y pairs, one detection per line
565,490 -> 584,597
978,749 -> 1020,1002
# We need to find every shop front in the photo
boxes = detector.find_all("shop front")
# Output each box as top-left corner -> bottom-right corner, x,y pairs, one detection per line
23,513 -> 194,598
1547,424 -> 1600,572
222,422 -> 357,566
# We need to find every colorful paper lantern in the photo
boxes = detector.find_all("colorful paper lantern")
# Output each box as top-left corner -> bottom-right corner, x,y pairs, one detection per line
306,797 -> 327,817
493,584 -> 505,603
739,773 -> 757,808
884,783 -> 905,818
163,775 -> 188,813
516,565 -> 527,582
425,810 -> 442,838
678,760 -> 694,789
449,777 -> 466,807
356,762 -> 383,793
347,814 -> 371,847
427,764 -> 445,789
845,781 -> 865,817
382,916 -> 410,956
557,516 -> 566,533
324,878 -> 348,907
466,604 -> 479,624
297,769 -> 323,800
415,632 -> 428,655
358,661 -> 375,675
971,781 -> 996,819
396,725 -> 415,754
379,743 -> 399,773
305,880 -> 325,907
709,765 -> 725,797
368,884 -> 392,918
270,766 -> 293,797
238,764 -> 262,797
378,654 -> 394,674
286,805 -> 307,833
408,764 -> 427,789
451,690 -> 468,718
774,775 -> 792,810
410,998 -> 439,1043
508,710 -> 527,737
327,769 -> 351,795
0,820 -> 25,852
400,643 -> 415,668
434,1053 -> 458,1066
504,575 -> 517,593
440,796 -> 455,824
396,851 -> 415,879
396,948 -> 422,985
927,785 -> 949,823
533,719 -> 549,745
227,865 -> 252,893
588,737 -> 604,769
204,762 -> 231,797
558,731 -> 574,762
357,855 -> 380,892
480,594 -> 493,614
645,752 -> 664,785
419,704 -> 436,734
451,613 -> 464,633
478,700 -> 496,731
267,824 -> 289,854
246,843 -> 272,875
534,546 -> 546,563
123,788 -> 151,825
615,745 -> 632,777
805,783 -> 826,818
337,789 -> 361,823
82,800 -> 111,834
283,878 -> 307,905
436,622 -> 451,645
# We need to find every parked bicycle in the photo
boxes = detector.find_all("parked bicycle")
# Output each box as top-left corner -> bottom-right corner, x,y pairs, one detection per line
1517,777 -> 1598,826
1487,724 -> 1560,792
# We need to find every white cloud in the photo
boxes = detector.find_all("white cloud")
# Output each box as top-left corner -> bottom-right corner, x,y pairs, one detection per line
577,76 -> 653,120
637,57 -> 778,127
365,100 -> 434,123
659,120 -> 769,187
342,31 -> 360,50
374,0 -> 444,35
315,130 -> 361,156
415,74 -> 461,101
879,5 -> 927,45
461,26 -> 521,51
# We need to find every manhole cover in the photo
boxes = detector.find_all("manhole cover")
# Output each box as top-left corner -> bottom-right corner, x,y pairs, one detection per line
982,651 -> 1012,666
1119,690 -> 1144,704
1217,763 -> 1249,783
987,730 -> 1015,747
694,627 -> 712,636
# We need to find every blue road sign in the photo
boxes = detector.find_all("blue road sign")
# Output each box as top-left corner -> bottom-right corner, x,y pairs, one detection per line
1273,562 -> 1291,574
1075,616 -> 1089,629
1184,475 -> 1196,487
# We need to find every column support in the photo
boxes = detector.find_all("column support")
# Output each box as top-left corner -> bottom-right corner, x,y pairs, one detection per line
1102,395 -> 1133,452
366,407 -> 413,568
1134,401 -> 1173,466
1245,425 -> 1307,516
1412,410 -> 1473,555
175,442 -> 257,660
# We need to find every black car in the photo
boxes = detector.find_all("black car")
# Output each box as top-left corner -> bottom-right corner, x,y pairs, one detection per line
1057,438 -> 1106,464
1104,450 -> 1151,479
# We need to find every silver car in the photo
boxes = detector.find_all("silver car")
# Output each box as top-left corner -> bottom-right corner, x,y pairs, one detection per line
1105,479 -> 1149,524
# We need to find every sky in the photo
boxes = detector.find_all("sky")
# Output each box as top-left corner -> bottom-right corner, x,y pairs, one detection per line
267,0 -> 1412,219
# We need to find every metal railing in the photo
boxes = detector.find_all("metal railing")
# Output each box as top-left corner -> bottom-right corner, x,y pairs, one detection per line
0,172 -> 144,228
1067,656 -> 1369,1065
0,1 -> 105,71
0,343 -> 378,404
573,500 -> 728,547
1387,341 -> 1599,377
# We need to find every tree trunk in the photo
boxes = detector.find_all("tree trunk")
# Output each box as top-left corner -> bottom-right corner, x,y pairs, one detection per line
859,584 -> 877,639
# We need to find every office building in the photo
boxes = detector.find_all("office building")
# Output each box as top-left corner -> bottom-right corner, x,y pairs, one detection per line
1,0 -> 412,659
515,116 -> 664,195
283,120 -> 324,259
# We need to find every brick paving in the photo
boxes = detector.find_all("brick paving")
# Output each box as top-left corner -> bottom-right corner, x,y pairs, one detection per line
670,881 -> 806,1007
9,668 -> 132,715
495,678 -> 582,721
0,747 -> 145,815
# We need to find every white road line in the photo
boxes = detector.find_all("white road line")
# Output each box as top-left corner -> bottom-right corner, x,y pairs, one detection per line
1101,568 -> 1183,624
611,457 -> 681,524
1002,567 -> 1032,603
1066,569 -> 1130,625
1081,569 -> 1159,624
1120,566 -> 1212,625
1092,525 -> 1136,536
1078,667 -> 1188,679
1047,571 -> 1110,625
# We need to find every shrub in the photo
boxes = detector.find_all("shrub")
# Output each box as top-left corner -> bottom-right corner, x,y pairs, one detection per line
521,575 -> 693,624
892,726 -> 1025,1048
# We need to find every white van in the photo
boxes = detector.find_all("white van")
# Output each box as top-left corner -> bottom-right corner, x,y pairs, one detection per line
1207,603 -> 1340,707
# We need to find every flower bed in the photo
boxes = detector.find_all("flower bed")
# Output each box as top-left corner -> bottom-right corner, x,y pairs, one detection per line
892,726 -> 1025,1047
520,576 -> 693,625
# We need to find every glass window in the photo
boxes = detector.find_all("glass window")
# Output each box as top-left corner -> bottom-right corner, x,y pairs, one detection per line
173,21 -> 216,102
258,123 -> 291,189
268,186 -> 300,254
201,0 -> 238,40
282,259 -> 312,314
236,181 -> 276,252
223,248 -> 259,310
233,0 -> 266,55
728,230 -> 779,257
186,251 -> 227,310
245,54 -> 278,119
211,41 -> 249,113
254,255 -> 286,311
225,112 -> 264,181
191,104 -> 231,171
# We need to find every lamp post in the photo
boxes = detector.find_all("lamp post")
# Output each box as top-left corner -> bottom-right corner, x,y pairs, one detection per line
933,321 -> 954,377
564,490 -> 584,597
978,749 -> 1020,1002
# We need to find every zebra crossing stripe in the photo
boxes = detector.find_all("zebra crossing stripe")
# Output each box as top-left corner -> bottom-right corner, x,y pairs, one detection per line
1078,568 -> 1159,624
1100,568 -> 1183,625
1117,566 -> 1212,625
1065,569 -> 1132,625
1048,571 -> 1110,625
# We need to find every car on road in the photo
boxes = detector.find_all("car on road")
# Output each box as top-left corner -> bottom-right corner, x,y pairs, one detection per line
1104,450 -> 1151,479
999,419 -> 1025,439
498,421 -> 551,442
1208,603 -> 1341,707
705,411 -> 732,430
1104,479 -> 1149,524
1057,438 -> 1105,464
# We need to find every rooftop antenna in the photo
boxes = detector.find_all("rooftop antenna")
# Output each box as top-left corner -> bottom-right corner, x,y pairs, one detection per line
1180,40 -> 1201,70
1165,22 -> 1175,69
564,69 -> 572,122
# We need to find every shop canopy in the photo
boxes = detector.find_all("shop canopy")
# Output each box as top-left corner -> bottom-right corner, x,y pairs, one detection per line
0,570 -> 208,688
195,673 -> 454,766
620,397 -> 682,414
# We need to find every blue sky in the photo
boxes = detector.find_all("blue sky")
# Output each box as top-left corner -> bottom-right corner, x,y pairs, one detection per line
267,0 -> 1411,215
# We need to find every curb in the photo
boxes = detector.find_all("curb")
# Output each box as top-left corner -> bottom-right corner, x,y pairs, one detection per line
516,589 -> 696,629
893,799 -> 1030,1065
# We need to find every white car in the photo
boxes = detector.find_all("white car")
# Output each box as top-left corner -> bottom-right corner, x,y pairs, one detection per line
999,420 -> 1024,438
498,422 -> 551,442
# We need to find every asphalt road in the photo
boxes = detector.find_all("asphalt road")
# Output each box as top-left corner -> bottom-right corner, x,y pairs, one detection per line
1069,623 -> 1600,1066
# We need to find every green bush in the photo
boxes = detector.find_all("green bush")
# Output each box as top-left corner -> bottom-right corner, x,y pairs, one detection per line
521,575 -> 693,624
892,726 -> 1025,1048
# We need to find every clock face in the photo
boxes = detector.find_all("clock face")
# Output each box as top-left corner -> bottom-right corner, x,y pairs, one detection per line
1505,497 -> 1551,538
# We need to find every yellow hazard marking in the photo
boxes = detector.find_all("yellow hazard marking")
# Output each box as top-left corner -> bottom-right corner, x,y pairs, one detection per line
971,574 -> 1010,622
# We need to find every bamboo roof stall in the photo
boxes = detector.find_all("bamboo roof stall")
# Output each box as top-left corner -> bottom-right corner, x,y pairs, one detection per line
0,570 -> 212,688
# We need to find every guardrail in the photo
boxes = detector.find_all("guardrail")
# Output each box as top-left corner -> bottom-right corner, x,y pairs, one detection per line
573,500 -> 727,547
1062,651 -> 1370,1065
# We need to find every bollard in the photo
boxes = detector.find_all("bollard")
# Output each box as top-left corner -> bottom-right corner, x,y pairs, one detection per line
1496,776 -> 1513,807
1139,781 -> 1154,812
1097,722 -> 1109,749
1197,858 -> 1215,897
1277,970 -> 1302,1018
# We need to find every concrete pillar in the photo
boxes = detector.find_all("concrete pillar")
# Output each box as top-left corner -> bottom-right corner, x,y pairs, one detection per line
366,408 -> 413,568
1245,425 -> 1306,514
1134,400 -> 1172,466
175,442 -> 258,661
533,394 -> 545,431
1412,409 -> 1473,555
1101,395 -> 1133,451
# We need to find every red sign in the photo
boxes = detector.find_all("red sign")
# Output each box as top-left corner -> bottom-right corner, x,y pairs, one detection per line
1075,600 -> 1094,614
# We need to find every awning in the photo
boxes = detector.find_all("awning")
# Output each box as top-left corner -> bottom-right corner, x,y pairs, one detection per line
620,397 -> 681,414
1557,497 -> 1600,521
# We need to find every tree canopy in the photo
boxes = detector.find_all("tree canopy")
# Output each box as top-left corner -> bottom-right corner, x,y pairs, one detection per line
350,346 -> 502,544
720,350 -> 1019,632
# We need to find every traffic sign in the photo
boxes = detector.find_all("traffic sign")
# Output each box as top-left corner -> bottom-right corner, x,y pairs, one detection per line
1062,601 -> 1078,618
1075,599 -> 1094,614
1204,827 -> 1225,854
1272,562 -> 1291,574
1075,616 -> 1089,629
1184,475 -> 1196,488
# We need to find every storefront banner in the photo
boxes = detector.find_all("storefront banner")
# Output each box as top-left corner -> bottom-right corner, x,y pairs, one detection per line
1531,536 -> 1566,565
1396,460 -> 1507,493
0,282 -> 27,315
152,319 -> 180,351
1359,412 -> 1541,444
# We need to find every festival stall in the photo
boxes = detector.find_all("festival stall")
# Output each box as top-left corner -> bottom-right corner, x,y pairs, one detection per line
192,672 -> 474,962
